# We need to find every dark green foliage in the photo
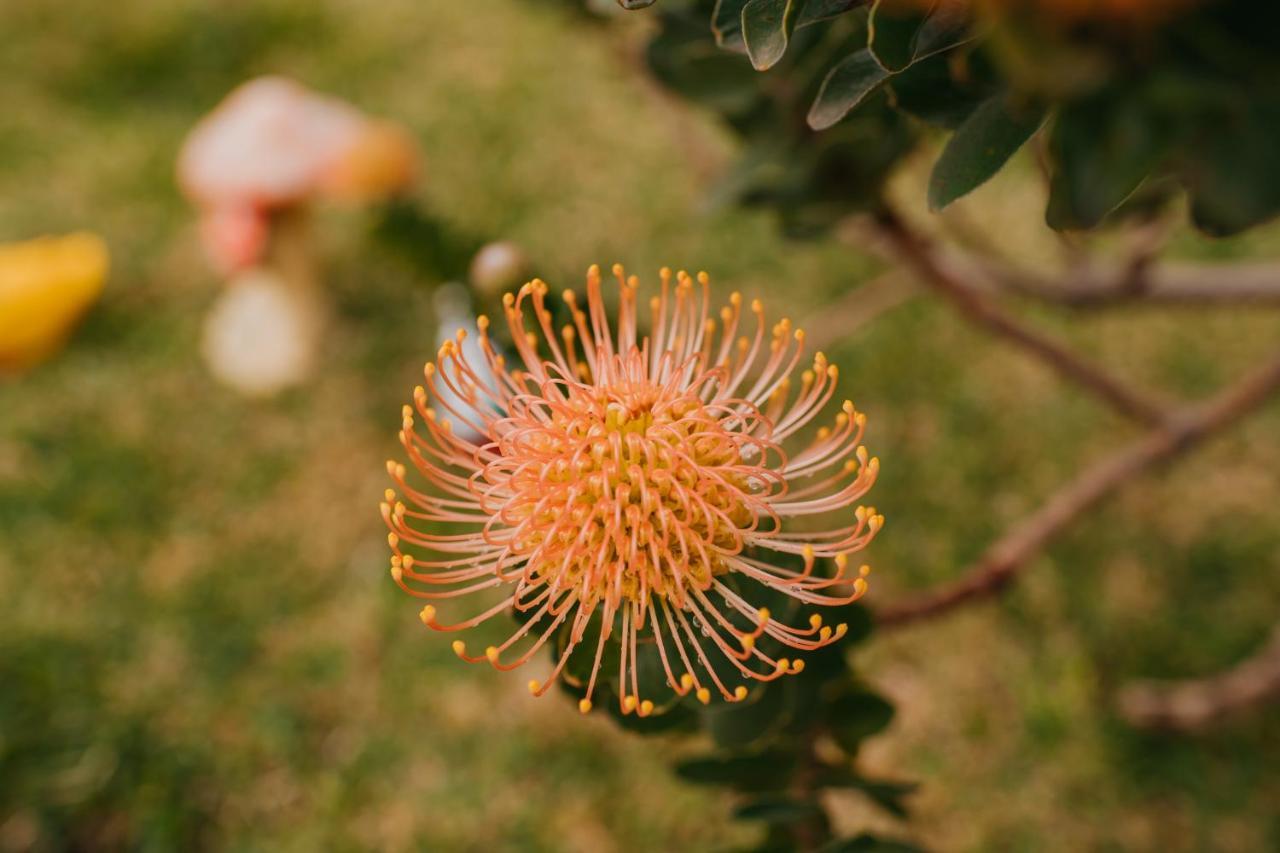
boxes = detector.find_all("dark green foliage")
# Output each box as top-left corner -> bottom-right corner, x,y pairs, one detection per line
929,93 -> 1045,210
626,0 -> 1280,236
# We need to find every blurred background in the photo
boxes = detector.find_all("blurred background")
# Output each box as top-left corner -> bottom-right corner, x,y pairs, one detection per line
1,0 -> 1278,850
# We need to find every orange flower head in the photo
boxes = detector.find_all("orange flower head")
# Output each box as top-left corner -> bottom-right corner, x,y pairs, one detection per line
383,265 -> 882,714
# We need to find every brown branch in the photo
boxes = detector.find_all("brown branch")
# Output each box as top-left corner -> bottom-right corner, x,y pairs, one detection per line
946,250 -> 1280,309
1117,625 -> 1280,732
800,269 -> 916,353
874,209 -> 1171,427
876,349 -> 1280,628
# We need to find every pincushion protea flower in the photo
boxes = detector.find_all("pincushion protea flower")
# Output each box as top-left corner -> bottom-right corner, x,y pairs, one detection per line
382,265 -> 882,714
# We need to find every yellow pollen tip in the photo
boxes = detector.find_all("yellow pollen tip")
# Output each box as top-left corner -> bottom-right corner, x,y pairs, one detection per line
476,315 -> 489,330
387,533 -> 398,547
578,698 -> 592,714
820,626 -> 833,641
384,488 -> 395,502
809,614 -> 823,629
680,673 -> 695,690
622,695 -> 638,714
791,660 -> 806,673
757,608 -> 771,623
776,659 -> 791,673
828,365 -> 839,378
659,266 -> 671,277
733,686 -> 748,701
484,646 -> 500,663
527,680 -> 541,694
611,263 -> 624,277
420,606 -> 435,625
451,640 -> 466,656
696,688 -> 711,705
640,700 -> 654,716
842,400 -> 855,413
741,634 -> 756,651
751,299 -> 763,313
730,291 -> 742,306
835,623 -> 848,639
795,329 -> 805,341
802,545 -> 815,561
697,271 -> 710,285
389,565 -> 402,582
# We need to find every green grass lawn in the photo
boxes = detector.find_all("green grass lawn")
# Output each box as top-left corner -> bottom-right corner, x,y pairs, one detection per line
2,1 -> 1278,850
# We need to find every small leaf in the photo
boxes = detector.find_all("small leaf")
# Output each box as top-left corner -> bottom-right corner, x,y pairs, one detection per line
712,0 -> 752,52
928,93 -> 1045,210
734,795 -> 824,824
1046,91 -> 1167,231
706,679 -> 788,748
866,0 -> 920,71
812,767 -> 918,818
742,0 -> 799,71
807,49 -> 891,130
827,688 -> 895,751
869,0 -> 974,72
1184,100 -> 1280,236
796,0 -> 865,28
676,750 -> 797,792
911,0 -> 971,61
888,53 -> 990,129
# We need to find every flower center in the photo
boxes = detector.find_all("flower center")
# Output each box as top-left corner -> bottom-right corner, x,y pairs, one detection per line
494,378 -> 758,608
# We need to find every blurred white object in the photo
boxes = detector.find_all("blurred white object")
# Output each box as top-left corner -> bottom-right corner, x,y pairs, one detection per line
201,268 -> 323,397
468,240 -> 529,298
432,283 -> 502,441
179,77 -> 364,210
178,76 -> 418,274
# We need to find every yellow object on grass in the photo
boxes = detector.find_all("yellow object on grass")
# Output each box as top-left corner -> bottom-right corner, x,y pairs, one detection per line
0,233 -> 109,372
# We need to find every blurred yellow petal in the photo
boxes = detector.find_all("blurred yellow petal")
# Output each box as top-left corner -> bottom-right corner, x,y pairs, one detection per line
0,233 -> 109,372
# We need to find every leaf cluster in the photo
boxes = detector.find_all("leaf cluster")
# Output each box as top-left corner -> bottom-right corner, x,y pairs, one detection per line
630,0 -> 1280,236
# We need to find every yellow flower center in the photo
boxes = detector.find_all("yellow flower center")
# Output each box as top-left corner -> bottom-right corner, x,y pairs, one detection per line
500,381 -> 755,607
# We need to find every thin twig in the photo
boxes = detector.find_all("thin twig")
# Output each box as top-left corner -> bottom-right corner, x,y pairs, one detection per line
1117,625 -> 1280,732
945,249 -> 1280,308
876,350 -> 1280,628
874,208 -> 1171,426
800,269 -> 916,353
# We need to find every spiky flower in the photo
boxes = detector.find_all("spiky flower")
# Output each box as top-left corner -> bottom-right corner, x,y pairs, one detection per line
382,265 -> 882,715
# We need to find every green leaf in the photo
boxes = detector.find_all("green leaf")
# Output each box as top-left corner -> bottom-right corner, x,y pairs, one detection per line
866,1 -> 920,71
646,21 -> 763,116
796,0 -> 865,28
928,93 -> 1045,210
706,678 -> 788,747
712,0 -> 751,52
812,767 -> 917,818
827,687 -> 895,752
887,52 -> 988,129
807,49 -> 891,130
733,795 -> 824,824
1185,100 -> 1280,236
742,0 -> 801,71
869,0 -> 972,73
911,0 -> 970,60
675,750 -> 797,792
1046,92 -> 1166,231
